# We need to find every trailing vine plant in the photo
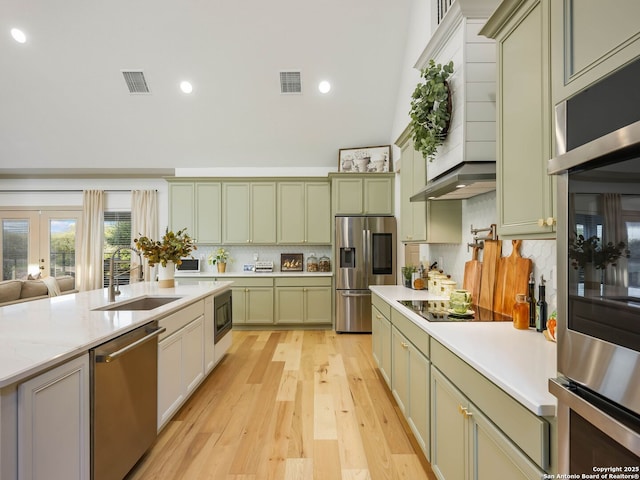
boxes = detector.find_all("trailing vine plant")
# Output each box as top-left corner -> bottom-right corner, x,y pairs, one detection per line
409,59 -> 454,161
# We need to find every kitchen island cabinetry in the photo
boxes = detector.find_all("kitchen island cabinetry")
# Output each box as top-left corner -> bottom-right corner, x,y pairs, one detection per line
17,354 -> 89,480
157,300 -> 206,430
274,277 -> 332,325
222,182 -> 277,244
480,0 -> 555,239
277,181 -> 331,244
168,181 -> 222,244
330,173 -> 394,215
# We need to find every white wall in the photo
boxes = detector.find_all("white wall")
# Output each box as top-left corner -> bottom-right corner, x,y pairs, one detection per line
0,178 -> 169,236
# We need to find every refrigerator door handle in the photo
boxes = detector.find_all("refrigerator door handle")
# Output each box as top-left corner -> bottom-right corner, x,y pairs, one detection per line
364,228 -> 371,277
339,291 -> 372,297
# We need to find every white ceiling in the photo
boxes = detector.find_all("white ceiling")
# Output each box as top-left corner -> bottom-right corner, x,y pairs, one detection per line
0,0 -> 413,176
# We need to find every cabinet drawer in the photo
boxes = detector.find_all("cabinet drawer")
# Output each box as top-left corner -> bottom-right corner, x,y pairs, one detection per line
391,309 -> 429,358
226,277 -> 274,287
159,300 -> 205,339
275,277 -> 331,287
431,340 -> 549,470
372,293 -> 391,319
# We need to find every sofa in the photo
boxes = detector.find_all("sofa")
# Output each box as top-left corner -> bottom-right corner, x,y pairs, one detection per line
0,275 -> 77,307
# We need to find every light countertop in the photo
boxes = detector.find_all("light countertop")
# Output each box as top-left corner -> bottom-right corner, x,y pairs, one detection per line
175,271 -> 332,278
0,281 -> 232,388
370,285 -> 557,416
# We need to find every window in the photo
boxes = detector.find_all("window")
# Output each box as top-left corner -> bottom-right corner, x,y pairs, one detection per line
103,211 -> 134,288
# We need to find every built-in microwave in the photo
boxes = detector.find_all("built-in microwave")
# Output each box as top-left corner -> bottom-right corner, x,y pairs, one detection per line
549,57 -> 640,473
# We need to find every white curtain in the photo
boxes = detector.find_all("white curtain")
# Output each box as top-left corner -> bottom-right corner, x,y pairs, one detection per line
77,190 -> 104,291
131,190 -> 158,282
602,193 -> 628,288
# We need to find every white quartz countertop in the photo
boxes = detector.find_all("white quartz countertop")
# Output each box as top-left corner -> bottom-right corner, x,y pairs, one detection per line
175,271 -> 332,278
370,285 -> 557,416
0,280 -> 233,388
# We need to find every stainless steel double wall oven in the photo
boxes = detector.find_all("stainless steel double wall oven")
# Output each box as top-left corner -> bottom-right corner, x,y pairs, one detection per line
549,58 -> 640,473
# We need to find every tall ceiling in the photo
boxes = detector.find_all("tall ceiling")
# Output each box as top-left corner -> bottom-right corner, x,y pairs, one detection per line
0,0 -> 413,175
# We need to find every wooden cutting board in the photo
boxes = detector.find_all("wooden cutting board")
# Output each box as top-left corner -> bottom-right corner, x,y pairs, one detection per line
463,245 -> 482,305
493,240 -> 533,316
478,239 -> 501,310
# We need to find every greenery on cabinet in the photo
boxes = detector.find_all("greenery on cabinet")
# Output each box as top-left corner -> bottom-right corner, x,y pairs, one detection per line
410,60 -> 454,161
134,227 -> 196,267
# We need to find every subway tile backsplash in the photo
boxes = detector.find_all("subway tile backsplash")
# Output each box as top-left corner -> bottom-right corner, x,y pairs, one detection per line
418,190 -> 557,313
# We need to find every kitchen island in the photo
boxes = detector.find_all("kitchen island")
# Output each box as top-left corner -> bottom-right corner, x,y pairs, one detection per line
370,285 -> 557,479
0,280 -> 232,480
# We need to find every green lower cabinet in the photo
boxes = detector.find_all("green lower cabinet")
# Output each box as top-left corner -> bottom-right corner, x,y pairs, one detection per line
231,286 -> 274,325
431,367 -> 544,480
274,277 -> 332,325
371,304 -> 391,387
391,324 -> 430,460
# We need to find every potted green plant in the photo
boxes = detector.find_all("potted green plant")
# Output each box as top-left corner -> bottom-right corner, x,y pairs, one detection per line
134,227 -> 196,287
409,59 -> 454,161
208,247 -> 232,273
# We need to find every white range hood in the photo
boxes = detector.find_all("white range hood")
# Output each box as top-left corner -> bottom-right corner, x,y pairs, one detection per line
412,0 -> 499,200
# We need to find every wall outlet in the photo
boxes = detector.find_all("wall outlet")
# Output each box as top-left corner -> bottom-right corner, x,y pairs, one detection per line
253,252 -> 259,261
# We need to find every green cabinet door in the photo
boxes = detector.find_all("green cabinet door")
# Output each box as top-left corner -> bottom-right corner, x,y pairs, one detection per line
364,176 -> 393,215
275,287 -> 304,324
305,182 -> 331,244
277,182 -> 305,243
223,183 -> 250,244
169,183 -> 195,234
250,183 -> 276,244
195,182 -> 221,244
391,326 -> 410,414
371,304 -> 391,387
431,367 -> 467,480
245,287 -> 274,324
303,286 -> 332,323
332,177 -> 364,214
408,341 -> 430,458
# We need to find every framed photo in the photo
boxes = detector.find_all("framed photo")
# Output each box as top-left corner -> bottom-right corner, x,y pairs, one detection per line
281,253 -> 303,272
338,145 -> 391,173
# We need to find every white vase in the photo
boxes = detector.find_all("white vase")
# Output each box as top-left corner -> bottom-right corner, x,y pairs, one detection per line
158,261 -> 176,288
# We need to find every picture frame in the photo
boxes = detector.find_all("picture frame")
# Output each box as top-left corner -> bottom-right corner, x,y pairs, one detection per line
338,145 -> 391,173
281,253 -> 303,272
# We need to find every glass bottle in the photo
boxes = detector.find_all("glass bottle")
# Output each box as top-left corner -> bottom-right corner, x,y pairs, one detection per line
512,293 -> 530,330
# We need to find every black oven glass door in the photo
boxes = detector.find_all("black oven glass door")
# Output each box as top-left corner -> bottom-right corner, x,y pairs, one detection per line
568,155 -> 640,353
214,291 -> 232,343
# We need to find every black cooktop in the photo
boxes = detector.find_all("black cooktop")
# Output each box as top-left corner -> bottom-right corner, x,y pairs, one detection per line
397,300 -> 511,322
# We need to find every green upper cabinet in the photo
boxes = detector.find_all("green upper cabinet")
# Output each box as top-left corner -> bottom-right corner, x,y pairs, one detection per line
223,182 -> 276,244
397,126 -> 426,242
330,173 -> 394,216
481,0 -> 555,239
168,181 -> 221,244
277,181 -> 331,244
551,0 -> 640,105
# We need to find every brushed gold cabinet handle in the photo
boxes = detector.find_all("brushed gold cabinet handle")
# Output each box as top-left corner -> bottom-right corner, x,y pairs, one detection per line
545,217 -> 556,226
537,218 -> 544,227
401,342 -> 409,349
458,404 -> 473,418
376,314 -> 382,319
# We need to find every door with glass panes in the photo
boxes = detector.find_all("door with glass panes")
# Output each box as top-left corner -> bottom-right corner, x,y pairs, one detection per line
1,210 -> 80,280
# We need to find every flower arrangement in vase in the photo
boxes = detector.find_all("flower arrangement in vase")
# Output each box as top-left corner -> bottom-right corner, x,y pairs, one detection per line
209,247 -> 232,273
134,227 -> 196,287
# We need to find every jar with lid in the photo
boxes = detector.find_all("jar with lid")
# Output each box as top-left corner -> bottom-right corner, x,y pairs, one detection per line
306,253 -> 319,272
319,255 -> 331,272
512,294 -> 530,330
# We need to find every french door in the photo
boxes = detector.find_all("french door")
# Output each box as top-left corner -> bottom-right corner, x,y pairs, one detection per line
1,209 -> 81,280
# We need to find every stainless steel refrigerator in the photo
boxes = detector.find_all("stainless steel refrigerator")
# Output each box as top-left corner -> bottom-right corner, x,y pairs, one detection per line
335,216 -> 396,332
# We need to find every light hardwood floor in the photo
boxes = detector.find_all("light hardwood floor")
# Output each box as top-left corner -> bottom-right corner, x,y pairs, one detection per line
128,330 -> 437,480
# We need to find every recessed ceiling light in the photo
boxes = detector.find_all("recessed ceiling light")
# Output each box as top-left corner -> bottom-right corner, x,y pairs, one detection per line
11,28 -> 26,44
180,81 -> 193,94
318,80 -> 331,94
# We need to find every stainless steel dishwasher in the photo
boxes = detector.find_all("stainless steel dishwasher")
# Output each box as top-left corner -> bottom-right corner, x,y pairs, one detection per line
90,321 -> 165,480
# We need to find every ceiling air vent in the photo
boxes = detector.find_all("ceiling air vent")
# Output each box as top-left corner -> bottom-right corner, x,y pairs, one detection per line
122,70 -> 150,94
280,71 -> 302,94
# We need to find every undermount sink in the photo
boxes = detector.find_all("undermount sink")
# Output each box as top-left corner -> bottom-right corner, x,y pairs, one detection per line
93,295 -> 184,311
